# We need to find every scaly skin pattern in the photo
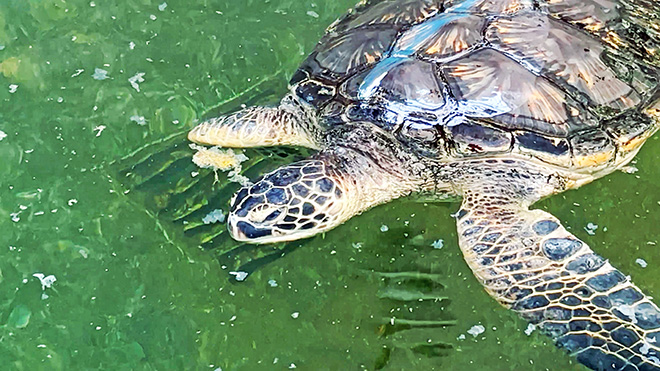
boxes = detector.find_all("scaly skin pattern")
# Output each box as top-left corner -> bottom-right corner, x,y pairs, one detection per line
449,158 -> 660,370
188,95 -> 320,149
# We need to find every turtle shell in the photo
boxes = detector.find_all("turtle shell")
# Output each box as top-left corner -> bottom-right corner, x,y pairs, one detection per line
290,0 -> 660,171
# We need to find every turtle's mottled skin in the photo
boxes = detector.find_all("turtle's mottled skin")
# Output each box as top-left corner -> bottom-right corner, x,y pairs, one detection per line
189,0 -> 660,369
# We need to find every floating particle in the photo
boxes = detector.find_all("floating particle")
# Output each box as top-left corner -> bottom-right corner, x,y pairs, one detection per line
229,271 -> 248,281
584,222 -> 598,236
128,72 -> 146,92
467,324 -> 485,337
158,2 -> 167,11
9,84 -> 18,93
129,41 -> 136,50
291,312 -> 299,319
620,166 -> 638,174
202,209 -> 225,224
68,199 -> 78,206
92,68 -> 109,80
307,11 -> 319,18
0,130 -> 6,141
431,239 -> 444,250
268,279 -> 278,287
457,334 -> 466,340
227,170 -> 251,186
130,115 -> 147,126
380,225 -> 389,232
93,125 -> 106,137
71,69 -> 85,77
190,144 -> 247,171
524,323 -> 536,336
636,258 -> 648,268
33,273 -> 57,290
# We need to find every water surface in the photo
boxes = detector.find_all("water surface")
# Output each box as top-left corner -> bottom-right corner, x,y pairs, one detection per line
1,0 -> 659,369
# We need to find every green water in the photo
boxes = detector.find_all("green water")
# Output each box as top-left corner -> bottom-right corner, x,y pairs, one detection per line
1,0 -> 659,370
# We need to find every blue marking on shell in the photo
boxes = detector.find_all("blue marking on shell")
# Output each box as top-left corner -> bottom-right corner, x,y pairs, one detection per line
542,238 -> 583,261
532,220 -> 560,235
585,270 -> 625,292
357,0 -> 480,118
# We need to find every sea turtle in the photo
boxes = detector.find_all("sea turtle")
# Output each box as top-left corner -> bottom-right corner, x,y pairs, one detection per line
188,0 -> 660,369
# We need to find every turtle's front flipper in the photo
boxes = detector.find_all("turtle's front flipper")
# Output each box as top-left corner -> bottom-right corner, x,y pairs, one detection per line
188,95 -> 320,149
456,186 -> 660,370
226,124 -> 426,244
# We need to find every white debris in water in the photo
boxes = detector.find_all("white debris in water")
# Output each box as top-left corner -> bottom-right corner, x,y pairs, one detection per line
202,209 -> 225,224
149,14 -> 157,21
128,72 -> 146,92
227,170 -> 251,187
190,144 -> 251,185
229,271 -> 248,281
71,69 -> 85,77
457,334 -> 466,341
129,41 -> 136,50
268,279 -> 278,287
0,130 -> 6,141
33,273 -> 56,290
158,2 -> 167,11
190,144 -> 247,171
467,324 -> 485,337
93,125 -> 106,137
9,84 -> 18,93
380,225 -> 389,232
291,312 -> 299,319
306,10 -> 319,18
130,115 -> 147,126
431,239 -> 444,250
636,258 -> 648,268
92,68 -> 109,80
620,165 -> 639,174
524,323 -> 536,336
584,223 -> 598,236
289,364 -> 297,369
68,199 -> 78,206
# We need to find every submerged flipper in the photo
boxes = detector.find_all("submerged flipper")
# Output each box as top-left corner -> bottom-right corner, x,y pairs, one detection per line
456,180 -> 660,370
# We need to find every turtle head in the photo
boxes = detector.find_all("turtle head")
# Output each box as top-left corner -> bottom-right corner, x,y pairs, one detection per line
227,160 -> 349,244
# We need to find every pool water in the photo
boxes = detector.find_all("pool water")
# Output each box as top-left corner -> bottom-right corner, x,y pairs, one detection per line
1,1 -> 659,370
